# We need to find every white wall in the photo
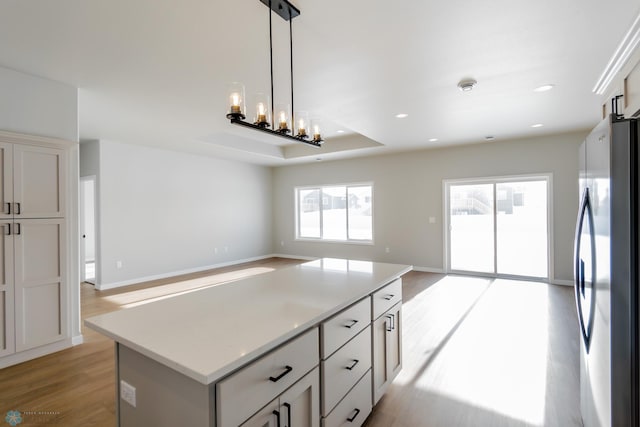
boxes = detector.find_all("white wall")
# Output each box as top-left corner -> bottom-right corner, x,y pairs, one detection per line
96,140 -> 273,288
0,66 -> 78,142
272,131 -> 584,283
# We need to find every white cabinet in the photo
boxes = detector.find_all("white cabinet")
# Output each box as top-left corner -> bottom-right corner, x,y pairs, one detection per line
0,220 -> 14,357
0,143 -> 65,219
372,295 -> 402,404
0,138 -> 67,359
242,367 -> 320,427
14,218 -> 66,351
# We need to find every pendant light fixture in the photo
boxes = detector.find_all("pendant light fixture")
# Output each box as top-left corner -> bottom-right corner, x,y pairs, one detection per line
226,0 -> 323,147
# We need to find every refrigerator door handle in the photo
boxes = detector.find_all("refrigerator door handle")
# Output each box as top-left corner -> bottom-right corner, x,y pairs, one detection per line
574,187 -> 596,352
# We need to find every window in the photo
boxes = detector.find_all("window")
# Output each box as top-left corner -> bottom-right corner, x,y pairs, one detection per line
296,184 -> 373,242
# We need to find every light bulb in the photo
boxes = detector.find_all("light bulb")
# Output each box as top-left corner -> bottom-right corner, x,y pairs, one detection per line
231,93 -> 240,106
257,103 -> 265,115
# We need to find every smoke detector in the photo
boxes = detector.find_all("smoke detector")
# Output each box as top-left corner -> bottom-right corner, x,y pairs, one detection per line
458,78 -> 477,92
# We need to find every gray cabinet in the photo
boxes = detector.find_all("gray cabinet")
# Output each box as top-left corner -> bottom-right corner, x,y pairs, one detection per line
372,284 -> 403,404
243,367 -> 320,427
0,139 -> 67,357
217,328 -> 319,427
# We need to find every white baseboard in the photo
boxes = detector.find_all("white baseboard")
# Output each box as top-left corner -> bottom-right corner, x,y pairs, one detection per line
412,266 -> 445,274
0,338 -> 73,369
97,254 -> 278,291
270,253 -> 317,261
551,278 -> 573,287
72,334 -> 84,345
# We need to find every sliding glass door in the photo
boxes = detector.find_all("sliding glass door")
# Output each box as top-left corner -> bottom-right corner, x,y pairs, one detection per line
446,176 -> 549,279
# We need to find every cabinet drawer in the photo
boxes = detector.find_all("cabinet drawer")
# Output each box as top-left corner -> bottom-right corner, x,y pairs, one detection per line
321,297 -> 371,359
217,327 -> 320,427
321,325 -> 371,416
372,279 -> 402,320
322,370 -> 372,427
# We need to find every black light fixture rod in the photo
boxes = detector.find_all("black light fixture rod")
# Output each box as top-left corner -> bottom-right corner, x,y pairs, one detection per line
230,118 -> 322,147
268,0 -> 275,129
289,11 -> 295,135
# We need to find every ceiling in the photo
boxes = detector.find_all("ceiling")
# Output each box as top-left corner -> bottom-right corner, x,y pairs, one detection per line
0,0 -> 638,165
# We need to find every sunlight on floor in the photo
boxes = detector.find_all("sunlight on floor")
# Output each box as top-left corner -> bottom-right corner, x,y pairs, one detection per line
396,276 -> 550,426
103,267 -> 275,309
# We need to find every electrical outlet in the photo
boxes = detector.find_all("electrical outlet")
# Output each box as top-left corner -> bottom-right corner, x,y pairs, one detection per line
116,260 -> 123,269
280,240 -> 284,247
429,217 -> 436,224
224,246 -> 228,253
120,380 -> 136,407
385,247 -> 390,253
214,248 -> 218,254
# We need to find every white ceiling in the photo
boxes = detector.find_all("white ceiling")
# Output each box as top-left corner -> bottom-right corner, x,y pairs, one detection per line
0,0 -> 638,165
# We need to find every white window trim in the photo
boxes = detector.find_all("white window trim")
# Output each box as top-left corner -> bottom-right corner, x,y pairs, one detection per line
294,182 -> 375,244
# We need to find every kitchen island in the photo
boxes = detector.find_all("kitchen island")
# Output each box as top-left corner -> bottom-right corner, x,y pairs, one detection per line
85,258 -> 411,426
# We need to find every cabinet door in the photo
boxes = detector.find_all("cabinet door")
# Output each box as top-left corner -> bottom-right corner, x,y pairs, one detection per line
0,143 -> 12,220
241,398 -> 280,427
372,302 -> 402,404
279,366 -> 319,427
387,304 -> 402,383
14,218 -> 66,351
0,220 -> 14,356
13,144 -> 65,218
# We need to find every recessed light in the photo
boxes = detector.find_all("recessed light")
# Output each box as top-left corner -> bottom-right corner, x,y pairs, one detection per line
315,158 -> 322,161
395,113 -> 409,119
428,138 -> 438,142
531,123 -> 544,128
534,84 -> 555,92
336,130 -> 345,134
485,136 -> 495,141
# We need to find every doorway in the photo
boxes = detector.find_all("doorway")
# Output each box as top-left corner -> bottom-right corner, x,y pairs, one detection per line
445,175 -> 551,280
80,176 -> 97,284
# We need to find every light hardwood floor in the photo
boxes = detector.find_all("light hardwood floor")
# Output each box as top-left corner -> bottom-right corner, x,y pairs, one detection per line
0,259 -> 580,426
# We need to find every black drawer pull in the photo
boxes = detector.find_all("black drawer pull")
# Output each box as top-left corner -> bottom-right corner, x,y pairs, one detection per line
4,202 -> 9,215
344,319 -> 359,329
272,409 -> 281,427
4,223 -> 9,236
283,402 -> 291,427
385,314 -> 393,332
383,294 -> 394,301
15,202 -> 20,215
15,223 -> 20,236
269,365 -> 293,382
347,408 -> 361,422
346,359 -> 359,370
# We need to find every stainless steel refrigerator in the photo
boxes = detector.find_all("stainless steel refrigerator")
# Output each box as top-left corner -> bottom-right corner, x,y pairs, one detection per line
575,114 -> 639,427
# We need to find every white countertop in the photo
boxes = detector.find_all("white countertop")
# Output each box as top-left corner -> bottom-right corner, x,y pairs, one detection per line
85,258 -> 412,384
